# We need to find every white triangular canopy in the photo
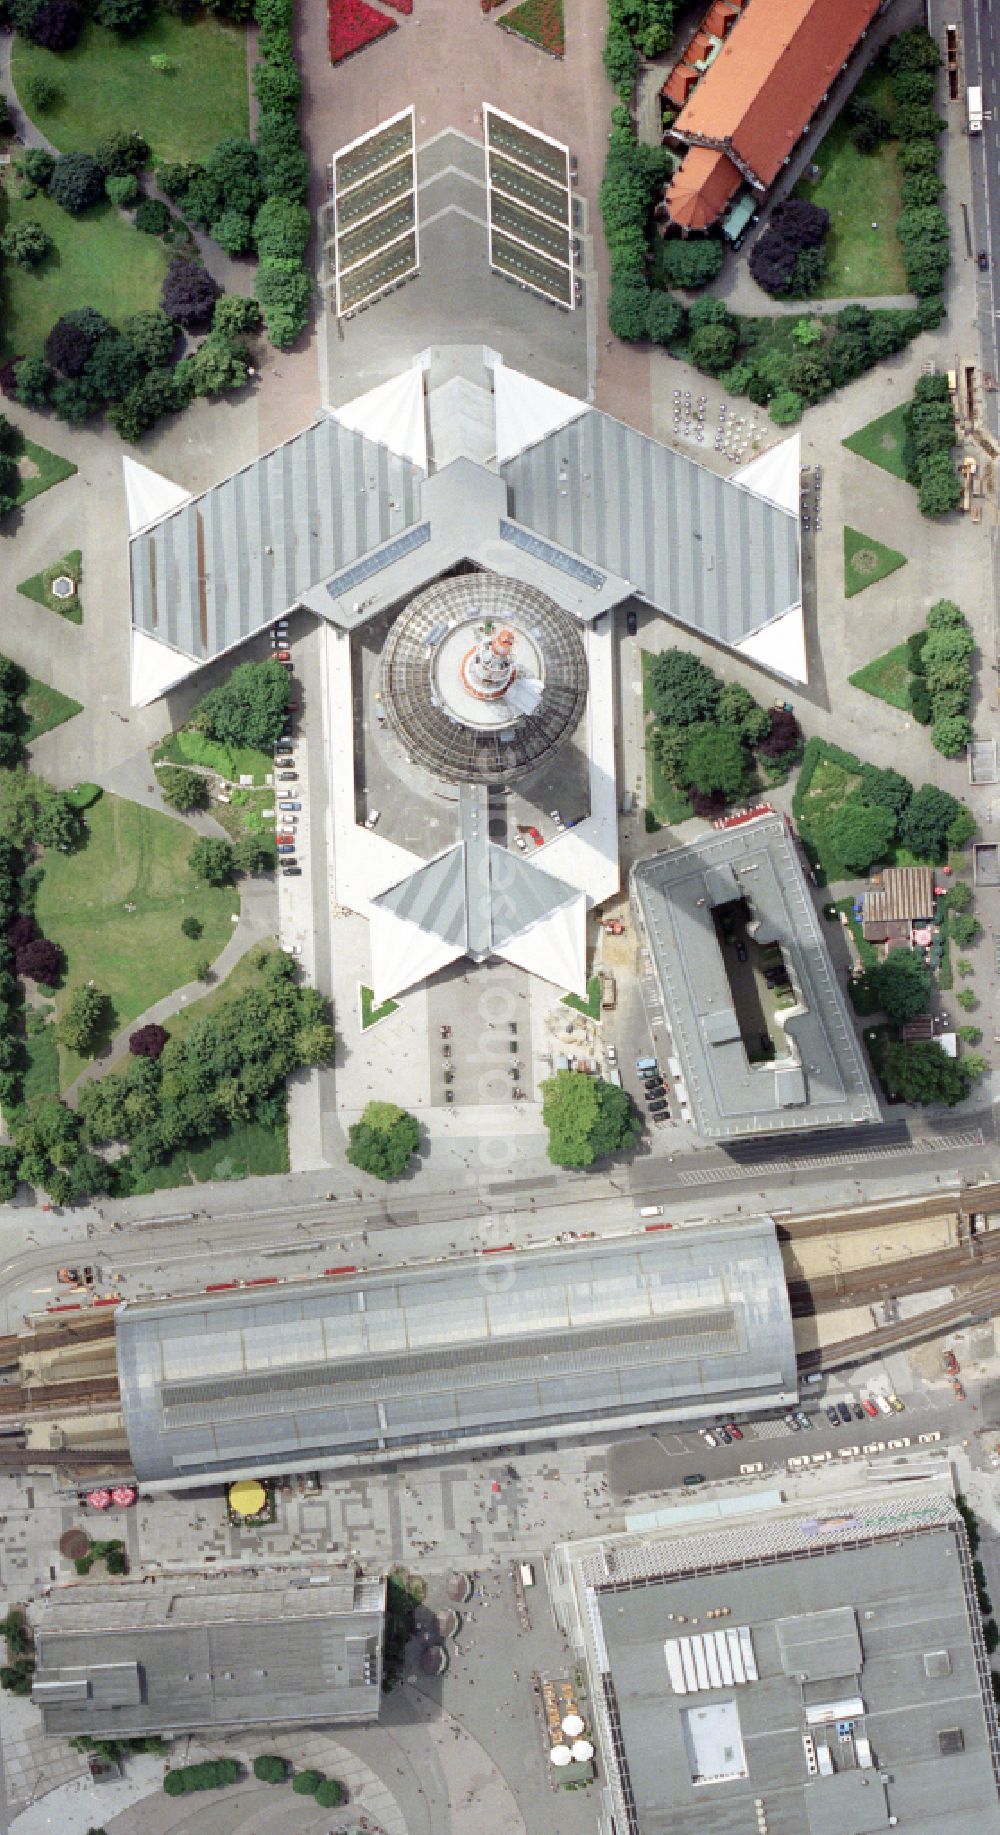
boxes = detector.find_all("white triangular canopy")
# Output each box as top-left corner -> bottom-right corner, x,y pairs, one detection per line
330,368 -> 428,473
736,601 -> 808,685
369,904 -> 465,1006
122,456 -> 193,536
491,361 -> 588,466
732,434 -> 800,515
493,892 -> 587,996
130,629 -> 203,708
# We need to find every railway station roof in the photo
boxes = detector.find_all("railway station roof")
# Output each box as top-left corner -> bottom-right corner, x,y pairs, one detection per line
114,1221 -> 796,1489
31,1568 -> 384,1737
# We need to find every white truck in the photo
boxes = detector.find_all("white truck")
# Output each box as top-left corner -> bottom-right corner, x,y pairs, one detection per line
969,85 -> 983,133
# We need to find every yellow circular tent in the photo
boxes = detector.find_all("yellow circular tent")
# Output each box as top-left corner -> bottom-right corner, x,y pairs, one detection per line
228,1479 -> 267,1519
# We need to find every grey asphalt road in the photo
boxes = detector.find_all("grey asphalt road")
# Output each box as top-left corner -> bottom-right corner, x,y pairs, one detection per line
961,0 -> 1000,432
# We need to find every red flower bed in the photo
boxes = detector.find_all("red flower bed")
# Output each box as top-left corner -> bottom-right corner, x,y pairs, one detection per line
499,0 -> 564,54
379,0 -> 412,14
328,0 -> 397,62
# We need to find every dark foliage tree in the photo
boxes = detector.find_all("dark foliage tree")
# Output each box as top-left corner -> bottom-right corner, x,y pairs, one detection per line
647,648 -> 720,726
23,0 -> 83,49
128,1023 -> 169,1059
760,707 -> 801,757
899,783 -> 962,859
94,0 -> 152,29
865,947 -> 932,1024
48,151 -> 105,215
345,1100 -> 420,1180
882,1039 -> 970,1107
161,258 -> 220,328
656,237 -> 723,289
192,659 -> 289,749
134,198 -> 172,236
187,836 -> 234,886
95,128 -> 149,175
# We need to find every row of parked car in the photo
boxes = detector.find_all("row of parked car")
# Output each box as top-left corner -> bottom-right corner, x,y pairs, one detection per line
272,621 -> 303,877
636,1058 -> 671,1126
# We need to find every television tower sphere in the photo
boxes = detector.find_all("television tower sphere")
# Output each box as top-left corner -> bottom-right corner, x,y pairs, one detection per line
380,572 -> 588,786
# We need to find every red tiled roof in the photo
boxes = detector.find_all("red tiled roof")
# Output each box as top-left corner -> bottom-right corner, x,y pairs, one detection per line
703,1 -> 734,35
663,63 -> 698,106
665,144 -> 741,230
672,0 -> 881,190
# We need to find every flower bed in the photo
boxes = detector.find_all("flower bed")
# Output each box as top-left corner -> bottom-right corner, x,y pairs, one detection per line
499,0 -> 564,56
379,0 -> 412,14
328,0 -> 397,61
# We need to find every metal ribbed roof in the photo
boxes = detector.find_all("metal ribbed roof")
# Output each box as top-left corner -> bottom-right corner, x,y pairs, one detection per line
115,1222 -> 796,1489
129,416 -> 423,660
501,409 -> 800,645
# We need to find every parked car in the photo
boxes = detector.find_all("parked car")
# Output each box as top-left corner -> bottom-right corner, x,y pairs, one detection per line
852,1402 -> 866,1420
278,800 -> 301,810
626,608 -> 638,637
648,1100 -> 668,1116
716,1426 -> 732,1445
364,809 -> 381,829
273,649 -> 291,662
277,846 -> 296,857
943,1350 -> 959,1374
794,1410 -> 812,1431
278,772 -> 298,781
978,249 -> 989,270
725,1423 -> 743,1440
953,1378 -> 966,1399
515,835 -> 528,851
875,1394 -> 893,1416
700,1429 -> 718,1448
784,1413 -> 801,1432
837,1401 -> 852,1424
683,1472 -> 705,1486
826,1407 -> 841,1427
888,1395 -> 904,1413
281,865 -> 302,876
862,1398 -> 879,1417
525,826 -> 544,846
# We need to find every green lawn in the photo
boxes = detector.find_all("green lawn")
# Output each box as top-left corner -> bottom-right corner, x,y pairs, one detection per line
128,1116 -> 288,1192
792,65 -> 906,296
361,984 -> 399,1030
844,525 -> 907,598
160,942 -> 276,1047
21,673 -> 83,741
212,786 -> 277,864
18,549 -> 83,625
848,643 -> 912,711
35,794 -> 240,1086
16,440 -> 77,507
22,1014 -> 60,1101
0,190 -> 169,361
842,403 -> 911,480
563,976 -> 601,1021
155,728 -> 274,786
12,13 -> 248,164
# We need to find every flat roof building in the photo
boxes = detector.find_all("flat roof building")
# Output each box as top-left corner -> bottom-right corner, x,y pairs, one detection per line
553,1477 -> 1000,1835
114,1221 -> 797,1490
632,815 -> 879,1140
30,1567 -> 384,1739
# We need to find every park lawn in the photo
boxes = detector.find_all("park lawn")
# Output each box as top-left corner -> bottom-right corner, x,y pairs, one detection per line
18,548 -> 83,625
792,64 -> 906,296
128,1116 -> 288,1193
156,728 -> 274,785
794,753 -> 863,882
842,403 -> 910,480
212,787 -> 277,864
34,794 -> 239,1086
161,942 -> 277,1047
11,13 -> 248,164
361,984 -> 398,1030
563,976 -> 601,1021
848,643 -> 912,711
16,441 -> 77,507
0,190 -> 169,361
844,525 -> 907,598
21,673 -> 83,741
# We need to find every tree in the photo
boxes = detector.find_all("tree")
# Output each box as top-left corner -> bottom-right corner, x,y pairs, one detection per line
888,26 -> 941,74
188,836 -> 234,885
657,238 -> 723,289
647,648 -> 720,726
86,334 -> 143,401
0,220 -> 51,267
213,293 -> 261,337
180,915 -> 203,939
900,783 -> 961,859
205,137 -> 262,216
608,274 -> 650,343
121,309 -> 176,367
850,98 -> 891,153
315,1779 -> 344,1807
161,258 -> 221,328
0,768 -> 79,850
926,597 -> 967,630
946,879 -> 972,911
253,195 -> 310,259
56,984 -> 109,1054
22,0 -> 83,47
717,683 -> 768,744
253,1755 -> 289,1784
95,128 -> 149,175
760,706 -> 800,757
770,390 -> 803,427
44,315 -> 97,378
958,1025 -> 983,1045
956,986 -> 978,1012
857,764 -> 913,820
13,356 -> 53,409
188,331 -> 249,397
193,660 -> 289,749
932,713 -> 973,758
0,1147 -> 20,1204
16,937 -> 62,984
645,291 -> 685,345
193,956 -> 212,982
949,911 -> 981,946
947,806 -> 977,850
822,800 -> 895,874
882,1040 -> 970,1107
345,1100 -> 420,1180
683,724 -> 747,799
134,198 -> 172,236
19,147 -> 55,191
159,766 -> 209,812
689,321 -> 737,374
209,209 -> 253,255
541,1070 -> 638,1169
865,948 -> 931,1024
129,1023 -> 169,1059
48,151 -> 105,215
94,0 -> 152,29
232,834 -> 271,875
292,1771 -> 323,1796
105,173 -> 139,206
255,259 -> 311,347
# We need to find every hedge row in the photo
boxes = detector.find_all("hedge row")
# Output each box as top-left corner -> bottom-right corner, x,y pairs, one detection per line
888,30 -> 950,299
251,0 -> 311,347
906,599 -> 975,757
901,370 -> 962,518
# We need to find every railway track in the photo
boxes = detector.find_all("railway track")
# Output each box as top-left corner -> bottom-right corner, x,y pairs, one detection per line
801,1274 -> 1000,1372
0,1375 -> 121,1416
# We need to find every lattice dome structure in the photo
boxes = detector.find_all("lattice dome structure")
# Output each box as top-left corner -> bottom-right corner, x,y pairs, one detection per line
380,573 -> 588,785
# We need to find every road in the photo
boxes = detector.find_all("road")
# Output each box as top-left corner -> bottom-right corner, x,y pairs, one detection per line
962,0 -> 1000,433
